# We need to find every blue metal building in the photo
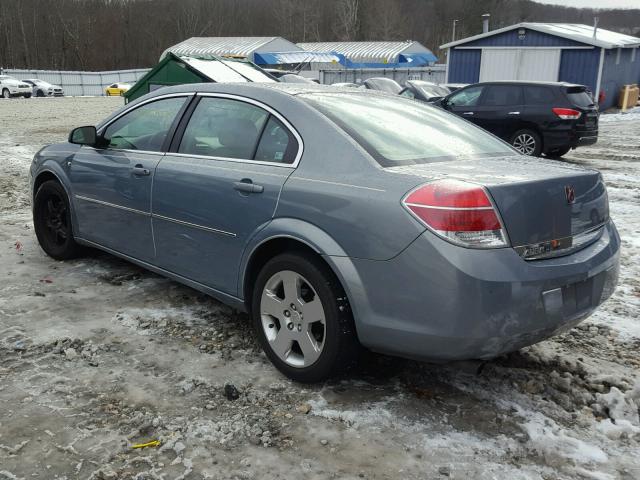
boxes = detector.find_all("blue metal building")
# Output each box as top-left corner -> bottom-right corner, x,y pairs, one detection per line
440,23 -> 640,110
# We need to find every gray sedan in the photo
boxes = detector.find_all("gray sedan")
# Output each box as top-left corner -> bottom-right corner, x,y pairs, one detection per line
29,83 -> 620,382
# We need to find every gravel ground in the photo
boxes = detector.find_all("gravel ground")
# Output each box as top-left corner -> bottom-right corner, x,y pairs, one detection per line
1,97 -> 639,480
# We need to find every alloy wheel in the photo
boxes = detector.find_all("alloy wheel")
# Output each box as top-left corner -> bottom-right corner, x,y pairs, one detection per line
260,270 -> 326,368
512,133 -> 537,155
43,194 -> 69,246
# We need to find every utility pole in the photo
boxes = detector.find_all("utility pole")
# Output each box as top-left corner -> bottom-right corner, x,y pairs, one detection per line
452,19 -> 459,42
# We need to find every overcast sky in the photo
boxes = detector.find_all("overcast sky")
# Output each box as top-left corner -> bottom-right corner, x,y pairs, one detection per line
533,0 -> 640,8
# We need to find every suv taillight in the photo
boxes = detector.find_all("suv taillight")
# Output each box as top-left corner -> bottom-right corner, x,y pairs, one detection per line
402,179 -> 509,248
552,108 -> 581,120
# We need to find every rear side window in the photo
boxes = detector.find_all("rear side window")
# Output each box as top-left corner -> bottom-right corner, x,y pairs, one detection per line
179,97 -> 298,164
179,97 -> 269,160
301,93 -> 515,167
448,86 -> 484,107
481,85 -> 523,106
524,86 -> 555,104
565,87 -> 595,108
254,116 -> 297,164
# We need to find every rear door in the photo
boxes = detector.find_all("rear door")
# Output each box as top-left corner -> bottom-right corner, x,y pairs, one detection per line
474,84 -> 524,139
152,94 -> 301,295
69,95 -> 190,262
522,84 -> 558,131
444,85 -> 485,125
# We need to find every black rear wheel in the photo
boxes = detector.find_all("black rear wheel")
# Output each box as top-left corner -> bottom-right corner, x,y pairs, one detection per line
33,180 -> 81,260
36,89 -> 45,97
510,129 -> 542,157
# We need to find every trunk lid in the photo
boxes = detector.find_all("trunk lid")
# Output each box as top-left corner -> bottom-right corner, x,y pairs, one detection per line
388,155 -> 609,249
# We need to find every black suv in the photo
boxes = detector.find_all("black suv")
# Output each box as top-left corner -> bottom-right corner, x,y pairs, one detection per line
438,81 -> 598,157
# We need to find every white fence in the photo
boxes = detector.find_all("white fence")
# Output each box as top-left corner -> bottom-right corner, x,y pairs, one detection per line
319,65 -> 447,85
1,68 -> 150,96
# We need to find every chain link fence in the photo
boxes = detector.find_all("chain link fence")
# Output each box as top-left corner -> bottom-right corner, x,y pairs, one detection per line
1,68 -> 150,96
318,65 -> 447,85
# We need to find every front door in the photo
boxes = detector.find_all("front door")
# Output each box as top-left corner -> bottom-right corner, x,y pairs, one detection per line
69,95 -> 189,262
444,84 -> 486,126
152,95 -> 301,296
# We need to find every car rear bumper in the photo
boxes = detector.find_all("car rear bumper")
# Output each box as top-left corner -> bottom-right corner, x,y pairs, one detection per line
542,127 -> 598,150
335,220 -> 620,361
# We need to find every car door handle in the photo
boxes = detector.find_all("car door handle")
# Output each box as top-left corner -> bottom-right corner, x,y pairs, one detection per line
132,165 -> 150,176
233,180 -> 264,194
508,111 -> 520,115
462,112 -> 474,116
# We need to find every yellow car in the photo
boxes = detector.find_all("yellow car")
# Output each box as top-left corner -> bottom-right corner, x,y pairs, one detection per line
105,83 -> 131,96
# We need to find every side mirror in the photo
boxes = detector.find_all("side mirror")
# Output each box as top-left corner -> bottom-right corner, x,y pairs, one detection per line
69,126 -> 97,146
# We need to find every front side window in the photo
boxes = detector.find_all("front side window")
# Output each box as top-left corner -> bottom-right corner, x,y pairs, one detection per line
447,86 -> 484,107
481,85 -> 523,106
302,92 -> 514,166
103,97 -> 187,151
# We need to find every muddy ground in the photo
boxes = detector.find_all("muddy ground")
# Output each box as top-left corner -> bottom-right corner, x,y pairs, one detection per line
1,97 -> 639,480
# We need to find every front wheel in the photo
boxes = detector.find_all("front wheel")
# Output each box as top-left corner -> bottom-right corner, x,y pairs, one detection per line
251,252 -> 359,383
33,180 -> 81,260
510,129 -> 542,157
24,93 -> 32,99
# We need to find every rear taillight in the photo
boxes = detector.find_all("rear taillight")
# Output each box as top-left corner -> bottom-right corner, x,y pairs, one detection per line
552,108 -> 581,120
402,180 -> 509,248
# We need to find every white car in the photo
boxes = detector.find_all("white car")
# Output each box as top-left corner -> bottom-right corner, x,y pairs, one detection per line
22,79 -> 64,97
0,75 -> 32,98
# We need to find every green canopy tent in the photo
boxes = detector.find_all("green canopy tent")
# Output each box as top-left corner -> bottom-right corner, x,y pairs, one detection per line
124,52 -> 276,102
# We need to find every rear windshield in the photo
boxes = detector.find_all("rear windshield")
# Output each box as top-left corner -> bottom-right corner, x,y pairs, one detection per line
301,93 -> 515,166
565,86 -> 595,108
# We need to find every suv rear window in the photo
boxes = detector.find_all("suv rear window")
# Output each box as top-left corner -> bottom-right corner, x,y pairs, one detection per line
524,86 -> 555,104
301,93 -> 515,167
565,87 -> 595,108
482,85 -> 523,106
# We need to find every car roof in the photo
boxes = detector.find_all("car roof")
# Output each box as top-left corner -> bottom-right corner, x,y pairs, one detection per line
472,80 -> 584,88
140,82 -> 375,98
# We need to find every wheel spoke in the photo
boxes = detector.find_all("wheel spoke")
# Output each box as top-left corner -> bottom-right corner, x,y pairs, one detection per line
270,329 -> 293,359
46,198 -> 56,215
298,330 -> 322,365
261,290 -> 284,318
280,271 -> 301,305
302,297 -> 324,324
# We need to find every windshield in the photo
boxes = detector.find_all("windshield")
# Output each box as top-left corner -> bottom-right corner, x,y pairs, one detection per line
412,82 -> 450,98
364,78 -> 402,94
301,93 -> 515,166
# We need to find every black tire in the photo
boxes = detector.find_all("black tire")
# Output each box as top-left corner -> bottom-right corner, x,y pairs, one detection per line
545,146 -> 571,159
2,88 -> 10,99
36,89 -> 45,97
251,252 -> 359,383
24,93 -> 32,99
510,129 -> 542,157
33,180 -> 81,260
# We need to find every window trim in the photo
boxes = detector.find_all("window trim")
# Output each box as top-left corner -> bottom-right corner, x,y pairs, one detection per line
170,92 -> 304,168
96,92 -> 194,155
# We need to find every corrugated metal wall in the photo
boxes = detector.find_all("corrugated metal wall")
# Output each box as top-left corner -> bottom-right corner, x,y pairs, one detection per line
600,48 -> 640,110
319,65 -> 446,85
558,48 -> 600,93
1,68 -> 149,96
448,49 -> 481,84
